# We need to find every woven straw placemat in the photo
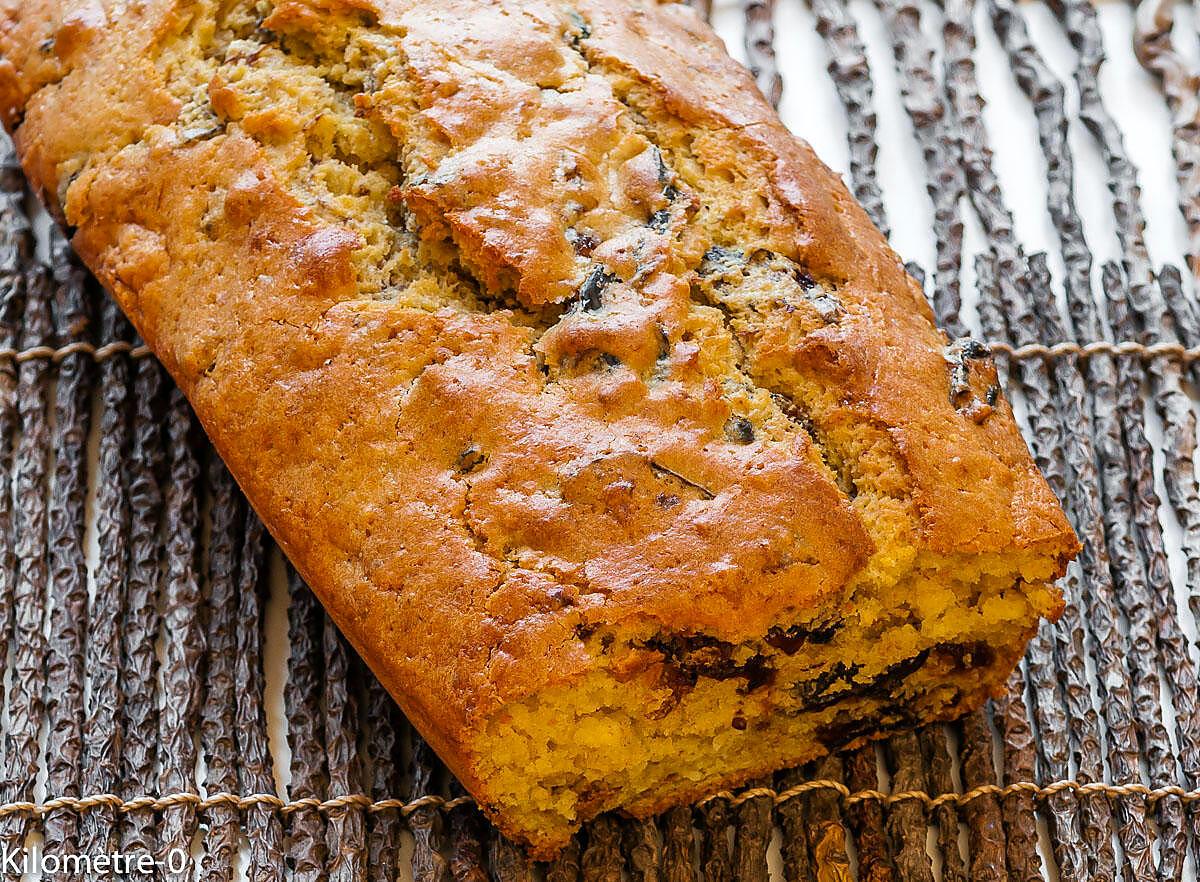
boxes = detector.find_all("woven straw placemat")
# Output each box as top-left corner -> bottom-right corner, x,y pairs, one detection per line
0,0 -> 1198,879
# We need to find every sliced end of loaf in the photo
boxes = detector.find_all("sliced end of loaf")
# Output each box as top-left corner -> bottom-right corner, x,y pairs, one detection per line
471,548 -> 1062,857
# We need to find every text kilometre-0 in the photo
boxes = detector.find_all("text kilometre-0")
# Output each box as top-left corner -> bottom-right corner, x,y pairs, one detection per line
0,844 -> 191,877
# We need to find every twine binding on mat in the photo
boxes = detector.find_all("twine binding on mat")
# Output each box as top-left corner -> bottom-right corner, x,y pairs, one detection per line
0,338 -> 1193,365
5,778 -> 1197,821
0,340 -> 151,363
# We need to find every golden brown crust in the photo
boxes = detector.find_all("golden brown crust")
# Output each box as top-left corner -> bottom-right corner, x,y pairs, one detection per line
0,0 -> 1078,855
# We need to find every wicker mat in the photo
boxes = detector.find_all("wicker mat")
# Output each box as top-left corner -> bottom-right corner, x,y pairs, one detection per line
1,0 -> 1199,879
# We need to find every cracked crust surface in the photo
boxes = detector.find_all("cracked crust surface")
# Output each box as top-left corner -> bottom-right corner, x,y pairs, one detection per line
0,0 -> 1077,855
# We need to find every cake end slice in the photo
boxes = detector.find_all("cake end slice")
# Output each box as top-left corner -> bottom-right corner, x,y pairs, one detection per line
458,547 -> 1066,858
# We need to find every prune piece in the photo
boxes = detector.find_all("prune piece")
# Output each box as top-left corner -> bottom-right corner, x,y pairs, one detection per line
643,633 -> 777,709
651,146 -> 671,183
573,265 -> 616,312
958,338 -> 989,359
574,622 -> 598,641
794,651 -> 931,712
764,621 -> 840,654
700,245 -> 746,276
455,445 -> 487,474
565,227 -> 599,256
724,416 -> 755,444
945,337 -> 999,423
565,9 -> 591,42
648,209 -> 672,232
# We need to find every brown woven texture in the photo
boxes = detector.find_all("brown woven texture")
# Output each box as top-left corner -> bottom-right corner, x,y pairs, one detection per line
1,0 -> 1198,879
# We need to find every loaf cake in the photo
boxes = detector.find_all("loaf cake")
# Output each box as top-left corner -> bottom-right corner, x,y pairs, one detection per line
0,0 -> 1078,856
